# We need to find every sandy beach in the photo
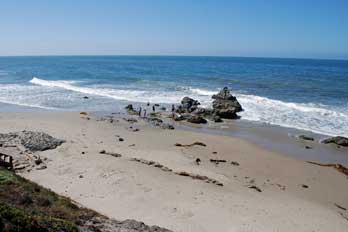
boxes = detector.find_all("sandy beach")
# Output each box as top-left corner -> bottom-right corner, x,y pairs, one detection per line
0,111 -> 347,231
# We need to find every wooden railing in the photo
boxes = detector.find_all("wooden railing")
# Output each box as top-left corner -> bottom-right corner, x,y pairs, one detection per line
0,153 -> 13,169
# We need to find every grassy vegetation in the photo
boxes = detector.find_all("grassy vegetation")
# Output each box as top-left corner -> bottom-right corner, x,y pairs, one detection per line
0,167 -> 97,232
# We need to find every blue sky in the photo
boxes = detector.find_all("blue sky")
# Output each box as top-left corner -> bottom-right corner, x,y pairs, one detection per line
0,0 -> 347,59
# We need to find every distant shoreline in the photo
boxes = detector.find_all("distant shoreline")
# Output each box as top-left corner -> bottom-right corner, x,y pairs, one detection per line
1,54 -> 348,62
1,101 -> 346,164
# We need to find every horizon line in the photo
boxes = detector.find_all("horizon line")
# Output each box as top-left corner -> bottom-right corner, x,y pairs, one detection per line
0,54 -> 347,62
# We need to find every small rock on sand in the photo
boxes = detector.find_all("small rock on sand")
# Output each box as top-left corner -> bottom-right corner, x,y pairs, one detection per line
231,161 -> 240,166
36,165 -> 47,170
298,135 -> 315,141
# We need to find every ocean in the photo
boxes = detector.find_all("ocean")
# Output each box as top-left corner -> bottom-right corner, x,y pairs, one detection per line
0,56 -> 347,137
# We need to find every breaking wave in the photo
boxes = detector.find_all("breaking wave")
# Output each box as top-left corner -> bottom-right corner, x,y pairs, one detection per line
3,77 -> 344,137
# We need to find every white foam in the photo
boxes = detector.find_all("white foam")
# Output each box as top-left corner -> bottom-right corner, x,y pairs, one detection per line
30,77 -> 189,103
188,87 -> 217,96
236,94 -> 348,137
26,77 -> 348,136
0,84 -> 58,110
0,99 -> 57,110
185,87 -> 348,136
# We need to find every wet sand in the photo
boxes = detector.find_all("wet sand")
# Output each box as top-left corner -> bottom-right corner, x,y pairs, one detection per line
0,111 -> 347,231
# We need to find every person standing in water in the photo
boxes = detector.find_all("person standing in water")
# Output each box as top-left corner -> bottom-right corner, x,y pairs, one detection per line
171,104 -> 175,119
144,109 -> 147,118
152,105 -> 155,112
138,107 -> 142,117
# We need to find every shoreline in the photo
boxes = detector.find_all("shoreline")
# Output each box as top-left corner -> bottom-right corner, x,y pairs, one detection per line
0,111 -> 347,231
1,101 -> 347,164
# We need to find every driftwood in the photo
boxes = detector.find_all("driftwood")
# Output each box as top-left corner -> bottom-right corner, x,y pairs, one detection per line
249,185 -> 262,192
335,203 -> 347,211
174,142 -> 206,147
210,159 -> 226,164
339,212 -> 348,221
99,150 -> 122,158
306,161 -> 348,176
174,171 -> 223,186
129,157 -> 223,186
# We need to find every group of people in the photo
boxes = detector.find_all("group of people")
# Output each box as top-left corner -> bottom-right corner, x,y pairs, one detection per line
137,104 -> 176,118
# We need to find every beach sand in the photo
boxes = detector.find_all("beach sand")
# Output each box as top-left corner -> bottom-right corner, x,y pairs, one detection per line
0,111 -> 347,231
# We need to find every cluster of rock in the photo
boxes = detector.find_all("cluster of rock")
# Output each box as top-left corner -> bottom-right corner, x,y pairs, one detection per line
124,87 -> 242,125
82,217 -> 172,232
298,134 -> 348,148
125,104 -> 139,115
321,136 -> 348,147
0,131 -> 66,171
174,87 -> 242,124
0,130 -> 65,152
147,117 -> 175,130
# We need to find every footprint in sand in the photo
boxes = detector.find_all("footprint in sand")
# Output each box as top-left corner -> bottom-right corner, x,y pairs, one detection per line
182,211 -> 194,218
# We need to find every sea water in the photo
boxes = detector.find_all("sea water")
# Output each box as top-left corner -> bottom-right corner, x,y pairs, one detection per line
0,56 -> 347,137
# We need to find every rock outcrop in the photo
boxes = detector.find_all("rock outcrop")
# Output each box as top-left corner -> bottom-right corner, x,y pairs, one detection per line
147,117 -> 175,130
19,131 -> 65,152
298,135 -> 315,141
321,136 -> 348,147
174,87 -> 242,124
176,97 -> 200,113
125,104 -> 138,115
211,87 -> 242,119
187,115 -> 207,124
0,131 -> 65,152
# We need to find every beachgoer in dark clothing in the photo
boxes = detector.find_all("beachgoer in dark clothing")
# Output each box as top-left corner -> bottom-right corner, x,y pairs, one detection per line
152,105 -> 155,112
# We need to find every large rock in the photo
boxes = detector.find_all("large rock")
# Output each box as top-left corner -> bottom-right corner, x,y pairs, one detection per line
0,131 -> 65,152
214,109 -> 238,119
213,115 -> 223,123
181,97 -> 200,109
212,87 -> 242,119
125,104 -> 134,111
147,117 -> 175,130
212,87 -> 237,101
212,100 -> 241,112
173,113 -> 186,121
176,97 -> 200,113
19,131 -> 66,152
125,104 -> 138,115
187,115 -> 207,124
321,136 -> 348,147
